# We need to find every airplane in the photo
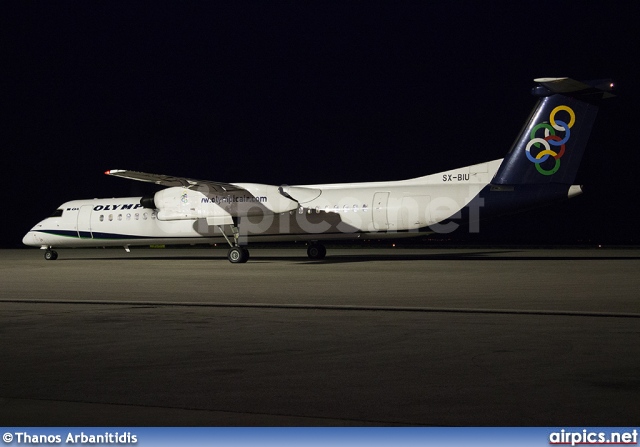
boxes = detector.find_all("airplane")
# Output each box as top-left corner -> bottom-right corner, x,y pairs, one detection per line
23,77 -> 614,263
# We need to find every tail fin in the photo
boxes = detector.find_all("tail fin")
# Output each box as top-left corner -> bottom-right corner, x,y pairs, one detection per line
492,77 -> 614,185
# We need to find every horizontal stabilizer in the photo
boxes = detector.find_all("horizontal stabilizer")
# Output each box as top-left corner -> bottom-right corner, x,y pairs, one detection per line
533,77 -> 615,99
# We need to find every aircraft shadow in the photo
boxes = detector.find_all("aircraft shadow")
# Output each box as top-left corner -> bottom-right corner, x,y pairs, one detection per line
57,251 -> 640,264
296,252 -> 640,264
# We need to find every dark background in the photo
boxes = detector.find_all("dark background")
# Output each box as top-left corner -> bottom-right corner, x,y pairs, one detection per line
3,1 -> 639,248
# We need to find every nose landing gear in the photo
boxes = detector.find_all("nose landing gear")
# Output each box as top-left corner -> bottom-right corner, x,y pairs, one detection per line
44,249 -> 58,261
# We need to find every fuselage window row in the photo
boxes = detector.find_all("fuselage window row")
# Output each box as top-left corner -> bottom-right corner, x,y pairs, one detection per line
98,212 -> 154,222
295,204 -> 369,215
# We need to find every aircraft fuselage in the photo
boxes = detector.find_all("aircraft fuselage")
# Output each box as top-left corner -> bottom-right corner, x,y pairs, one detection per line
24,160 -> 502,250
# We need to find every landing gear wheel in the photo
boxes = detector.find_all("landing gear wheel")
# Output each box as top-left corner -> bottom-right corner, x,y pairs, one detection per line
44,250 -> 58,261
307,243 -> 326,260
227,247 -> 249,264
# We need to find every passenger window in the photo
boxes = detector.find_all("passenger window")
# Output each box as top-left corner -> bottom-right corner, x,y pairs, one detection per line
315,206 -> 320,214
353,204 -> 358,212
99,215 -> 104,222
143,213 -> 148,220
362,204 -> 368,212
117,214 -> 122,221
108,214 -> 113,221
135,213 -> 139,220
343,205 -> 349,213
334,205 -> 339,212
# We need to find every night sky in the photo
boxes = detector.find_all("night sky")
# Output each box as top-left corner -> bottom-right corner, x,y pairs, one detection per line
3,1 -> 639,248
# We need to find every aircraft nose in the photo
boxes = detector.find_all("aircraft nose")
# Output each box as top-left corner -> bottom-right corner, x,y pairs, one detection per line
22,231 -> 38,247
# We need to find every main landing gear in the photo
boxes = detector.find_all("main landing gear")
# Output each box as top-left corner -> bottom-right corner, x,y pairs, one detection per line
227,246 -> 250,264
44,249 -> 58,261
307,242 -> 326,260
218,220 -> 250,264
217,220 -> 328,263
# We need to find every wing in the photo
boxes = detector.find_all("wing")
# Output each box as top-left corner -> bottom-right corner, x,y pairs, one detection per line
105,169 -> 246,194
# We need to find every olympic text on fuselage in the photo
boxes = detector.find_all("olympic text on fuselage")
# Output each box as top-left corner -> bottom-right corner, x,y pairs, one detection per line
93,204 -> 144,211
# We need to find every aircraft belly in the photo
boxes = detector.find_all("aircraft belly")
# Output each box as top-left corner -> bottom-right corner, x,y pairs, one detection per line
419,184 -> 486,226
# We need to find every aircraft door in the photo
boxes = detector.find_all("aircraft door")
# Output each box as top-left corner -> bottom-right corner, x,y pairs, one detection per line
372,192 -> 389,230
77,205 -> 93,239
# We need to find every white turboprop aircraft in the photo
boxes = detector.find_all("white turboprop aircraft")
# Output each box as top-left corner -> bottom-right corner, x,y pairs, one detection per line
24,77 -> 613,263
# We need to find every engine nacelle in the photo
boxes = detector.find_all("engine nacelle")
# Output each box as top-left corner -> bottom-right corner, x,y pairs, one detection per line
144,185 -> 299,221
232,183 -> 299,214
148,187 -> 221,221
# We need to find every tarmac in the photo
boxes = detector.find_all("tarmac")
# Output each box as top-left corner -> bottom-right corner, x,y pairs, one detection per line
1,246 -> 639,426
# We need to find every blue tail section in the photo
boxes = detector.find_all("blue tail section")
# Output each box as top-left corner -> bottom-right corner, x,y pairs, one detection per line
492,78 -> 613,186
451,78 -> 615,228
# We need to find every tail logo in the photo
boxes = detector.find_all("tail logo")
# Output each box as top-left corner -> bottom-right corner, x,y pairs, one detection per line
525,105 -> 575,176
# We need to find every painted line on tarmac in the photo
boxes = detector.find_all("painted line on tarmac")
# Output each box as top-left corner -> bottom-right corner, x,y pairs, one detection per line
2,299 -> 640,319
0,395 -> 405,426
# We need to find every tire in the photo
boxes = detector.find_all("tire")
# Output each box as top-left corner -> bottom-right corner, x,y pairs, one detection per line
228,247 -> 249,263
307,243 -> 326,260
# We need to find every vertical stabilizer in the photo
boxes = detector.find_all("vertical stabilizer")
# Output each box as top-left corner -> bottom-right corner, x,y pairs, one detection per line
492,78 -> 613,185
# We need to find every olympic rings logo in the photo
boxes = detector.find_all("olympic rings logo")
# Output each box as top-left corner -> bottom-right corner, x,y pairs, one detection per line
526,105 -> 575,176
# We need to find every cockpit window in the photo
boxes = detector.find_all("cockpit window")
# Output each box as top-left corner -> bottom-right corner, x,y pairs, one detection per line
49,209 -> 64,218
